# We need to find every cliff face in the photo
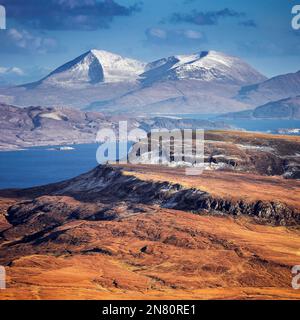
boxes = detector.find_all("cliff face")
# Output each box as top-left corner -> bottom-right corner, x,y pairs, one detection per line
4,165 -> 300,231
52,166 -> 300,226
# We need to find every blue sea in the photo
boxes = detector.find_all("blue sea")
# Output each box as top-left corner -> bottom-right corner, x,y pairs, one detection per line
0,118 -> 300,189
178,114 -> 300,133
0,144 -> 99,189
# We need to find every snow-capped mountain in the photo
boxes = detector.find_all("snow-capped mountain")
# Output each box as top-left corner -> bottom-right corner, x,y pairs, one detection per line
28,49 -> 146,87
0,49 -> 273,114
141,51 -> 267,86
24,49 -> 265,89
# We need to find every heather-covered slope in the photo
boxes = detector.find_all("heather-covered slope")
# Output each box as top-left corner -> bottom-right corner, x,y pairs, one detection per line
0,163 -> 300,300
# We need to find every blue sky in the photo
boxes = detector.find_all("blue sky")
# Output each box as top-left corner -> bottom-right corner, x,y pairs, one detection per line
0,0 -> 299,84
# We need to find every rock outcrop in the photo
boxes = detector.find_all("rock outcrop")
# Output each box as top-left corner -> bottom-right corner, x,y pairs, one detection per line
7,165 -> 299,227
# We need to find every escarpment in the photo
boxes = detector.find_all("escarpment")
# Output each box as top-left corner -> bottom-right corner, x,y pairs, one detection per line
2,165 -> 298,228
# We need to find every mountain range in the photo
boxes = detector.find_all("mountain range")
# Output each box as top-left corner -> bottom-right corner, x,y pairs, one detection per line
0,49 -> 299,115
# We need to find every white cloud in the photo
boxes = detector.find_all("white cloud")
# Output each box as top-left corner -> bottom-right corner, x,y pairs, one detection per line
0,66 -> 25,75
0,28 -> 58,54
148,28 -> 167,39
146,28 -> 206,45
184,30 -> 203,39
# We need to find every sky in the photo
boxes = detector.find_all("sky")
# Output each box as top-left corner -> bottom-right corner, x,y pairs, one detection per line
0,0 -> 299,84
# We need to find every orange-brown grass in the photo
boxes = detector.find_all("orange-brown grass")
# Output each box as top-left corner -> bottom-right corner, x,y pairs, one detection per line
206,130 -> 300,142
1,210 -> 300,300
119,164 -> 300,210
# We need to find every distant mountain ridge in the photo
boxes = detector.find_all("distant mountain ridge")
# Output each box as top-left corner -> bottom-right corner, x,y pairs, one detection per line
0,103 -> 230,151
236,70 -> 300,106
0,49 -> 269,114
219,96 -> 300,120
3,49 -> 300,115
0,103 -> 111,150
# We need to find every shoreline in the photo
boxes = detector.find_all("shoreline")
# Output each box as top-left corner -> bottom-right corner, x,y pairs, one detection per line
0,140 -> 98,152
1,128 -> 300,152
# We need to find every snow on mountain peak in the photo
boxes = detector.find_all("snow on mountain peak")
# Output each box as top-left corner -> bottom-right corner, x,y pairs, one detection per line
40,49 -> 146,87
24,49 -> 266,90
89,49 -> 146,83
142,50 -> 266,85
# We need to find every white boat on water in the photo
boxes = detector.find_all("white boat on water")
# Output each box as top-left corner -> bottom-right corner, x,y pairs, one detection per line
56,146 -> 75,151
